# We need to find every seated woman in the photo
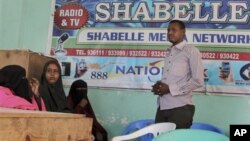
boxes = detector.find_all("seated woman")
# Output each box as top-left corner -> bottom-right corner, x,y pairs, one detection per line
67,80 -> 108,141
39,60 -> 72,113
0,65 -> 46,111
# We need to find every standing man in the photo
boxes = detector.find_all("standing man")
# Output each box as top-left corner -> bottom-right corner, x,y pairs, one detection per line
152,20 -> 204,129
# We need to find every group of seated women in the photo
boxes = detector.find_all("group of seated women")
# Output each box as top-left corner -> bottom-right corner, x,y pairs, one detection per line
0,60 -> 107,141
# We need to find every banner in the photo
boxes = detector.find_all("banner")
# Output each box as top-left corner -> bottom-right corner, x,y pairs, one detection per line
202,51 -> 250,94
51,0 -> 250,95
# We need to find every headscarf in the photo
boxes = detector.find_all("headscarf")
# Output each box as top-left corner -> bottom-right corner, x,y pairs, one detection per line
0,65 -> 32,102
68,79 -> 88,108
68,80 -> 94,116
39,60 -> 72,113
67,80 -> 108,141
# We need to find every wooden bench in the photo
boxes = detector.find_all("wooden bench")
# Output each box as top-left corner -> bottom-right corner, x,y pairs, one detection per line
0,107 -> 93,141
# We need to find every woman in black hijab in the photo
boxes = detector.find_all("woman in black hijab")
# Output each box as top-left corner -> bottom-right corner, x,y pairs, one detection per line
0,65 -> 45,110
0,65 -> 32,102
39,60 -> 72,113
67,80 -> 108,141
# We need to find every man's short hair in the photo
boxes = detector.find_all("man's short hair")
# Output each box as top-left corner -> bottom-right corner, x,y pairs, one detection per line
169,20 -> 186,30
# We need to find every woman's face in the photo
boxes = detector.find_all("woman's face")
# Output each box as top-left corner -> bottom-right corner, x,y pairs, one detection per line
45,63 -> 60,84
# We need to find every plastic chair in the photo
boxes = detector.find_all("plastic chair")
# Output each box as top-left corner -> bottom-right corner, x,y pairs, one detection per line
153,129 -> 229,141
191,122 -> 225,135
121,119 -> 155,141
121,119 -> 155,134
112,122 -> 176,141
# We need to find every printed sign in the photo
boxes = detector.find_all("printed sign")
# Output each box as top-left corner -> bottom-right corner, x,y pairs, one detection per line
51,0 -> 250,95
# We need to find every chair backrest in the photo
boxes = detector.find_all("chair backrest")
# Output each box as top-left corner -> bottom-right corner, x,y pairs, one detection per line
121,119 -> 155,135
153,129 -> 229,141
121,119 -> 155,141
191,122 -> 225,135
112,122 -> 176,141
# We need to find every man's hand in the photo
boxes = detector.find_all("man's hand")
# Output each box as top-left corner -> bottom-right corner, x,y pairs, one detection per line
151,81 -> 170,96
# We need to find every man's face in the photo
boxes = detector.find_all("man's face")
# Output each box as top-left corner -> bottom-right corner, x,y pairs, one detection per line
167,23 -> 185,45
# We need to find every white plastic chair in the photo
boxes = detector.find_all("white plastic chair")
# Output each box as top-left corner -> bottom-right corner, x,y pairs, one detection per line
112,122 -> 176,141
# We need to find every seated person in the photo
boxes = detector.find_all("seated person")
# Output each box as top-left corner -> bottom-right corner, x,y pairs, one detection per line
39,60 -> 72,113
0,65 -> 46,111
67,80 -> 108,141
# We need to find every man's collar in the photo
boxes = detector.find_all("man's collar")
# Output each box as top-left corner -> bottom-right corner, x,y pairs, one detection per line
172,40 -> 187,50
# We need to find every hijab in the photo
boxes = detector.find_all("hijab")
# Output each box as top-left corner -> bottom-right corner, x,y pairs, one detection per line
39,60 -> 72,113
68,80 -> 94,116
68,80 -> 88,108
0,65 -> 32,102
68,80 -> 108,141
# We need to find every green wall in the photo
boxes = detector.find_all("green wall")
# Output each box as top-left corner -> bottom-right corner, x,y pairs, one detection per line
1,0 -> 250,140
65,87 -> 250,139
0,0 -> 53,53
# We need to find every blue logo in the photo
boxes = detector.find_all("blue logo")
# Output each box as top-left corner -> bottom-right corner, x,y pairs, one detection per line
240,63 -> 250,80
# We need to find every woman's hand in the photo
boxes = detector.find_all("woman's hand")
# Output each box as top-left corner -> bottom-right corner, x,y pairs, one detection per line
29,78 -> 40,97
79,98 -> 88,108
